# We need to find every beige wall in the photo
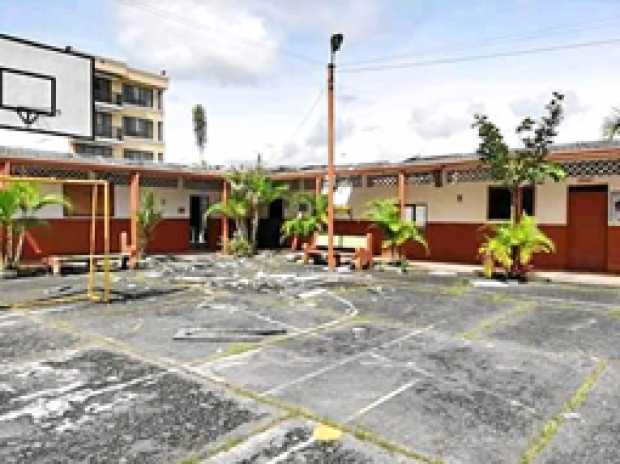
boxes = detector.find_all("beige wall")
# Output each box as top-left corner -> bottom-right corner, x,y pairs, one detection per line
343,174 -> 620,226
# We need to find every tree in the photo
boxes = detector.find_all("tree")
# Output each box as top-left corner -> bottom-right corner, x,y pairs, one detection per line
137,190 -> 163,259
281,193 -> 328,249
602,107 -> 620,140
192,104 -> 207,165
206,162 -> 288,254
365,198 -> 427,261
0,181 -> 70,271
472,91 -> 566,277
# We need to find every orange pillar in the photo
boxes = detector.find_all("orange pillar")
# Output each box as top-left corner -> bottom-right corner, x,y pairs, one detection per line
0,160 -> 9,188
398,171 -> 406,219
315,176 -> 321,198
221,180 -> 229,252
129,172 -> 140,268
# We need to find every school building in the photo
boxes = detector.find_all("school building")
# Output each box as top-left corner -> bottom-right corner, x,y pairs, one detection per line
1,140 -> 620,273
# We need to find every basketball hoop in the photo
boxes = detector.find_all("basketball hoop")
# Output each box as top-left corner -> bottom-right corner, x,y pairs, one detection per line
16,108 -> 41,127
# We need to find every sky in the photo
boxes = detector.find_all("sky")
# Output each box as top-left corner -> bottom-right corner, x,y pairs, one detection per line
1,0 -> 620,167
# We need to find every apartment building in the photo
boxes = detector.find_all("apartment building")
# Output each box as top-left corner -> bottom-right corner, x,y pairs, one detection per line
71,56 -> 168,163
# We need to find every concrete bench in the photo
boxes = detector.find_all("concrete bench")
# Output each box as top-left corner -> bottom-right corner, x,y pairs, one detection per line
303,232 -> 373,270
44,253 -> 130,276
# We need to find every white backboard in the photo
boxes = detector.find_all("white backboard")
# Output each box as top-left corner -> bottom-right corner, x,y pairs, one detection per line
0,34 -> 94,139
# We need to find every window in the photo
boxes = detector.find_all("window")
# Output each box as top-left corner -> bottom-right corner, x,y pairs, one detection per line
158,121 -> 163,142
157,89 -> 163,111
124,149 -> 154,162
95,112 -> 112,138
94,77 -> 112,103
74,144 -> 113,158
122,84 -> 153,107
404,204 -> 428,228
157,152 -> 164,163
63,184 -> 114,217
487,186 -> 534,220
122,117 -> 153,139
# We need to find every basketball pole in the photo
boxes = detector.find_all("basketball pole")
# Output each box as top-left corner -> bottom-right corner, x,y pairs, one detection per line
103,181 -> 111,303
88,184 -> 97,300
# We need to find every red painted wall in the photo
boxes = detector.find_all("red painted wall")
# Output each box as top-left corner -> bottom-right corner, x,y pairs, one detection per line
20,218 -> 193,258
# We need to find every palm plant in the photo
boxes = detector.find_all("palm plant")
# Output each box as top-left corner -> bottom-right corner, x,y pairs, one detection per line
245,172 -> 289,252
479,214 -> 554,279
137,190 -> 163,258
206,196 -> 250,244
281,193 -> 328,249
0,181 -> 71,270
365,198 -> 427,261
602,107 -> 620,140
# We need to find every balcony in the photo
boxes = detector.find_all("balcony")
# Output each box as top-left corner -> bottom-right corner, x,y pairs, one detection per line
94,92 -> 123,112
94,126 -> 123,145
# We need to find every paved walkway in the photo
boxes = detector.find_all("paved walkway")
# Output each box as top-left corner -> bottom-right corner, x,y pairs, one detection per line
406,260 -> 620,287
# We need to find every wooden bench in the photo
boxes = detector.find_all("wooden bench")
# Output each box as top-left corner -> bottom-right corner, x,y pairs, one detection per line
45,253 -> 130,276
303,233 -> 373,270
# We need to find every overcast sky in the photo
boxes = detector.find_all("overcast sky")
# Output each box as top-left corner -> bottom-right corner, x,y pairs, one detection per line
1,0 -> 620,167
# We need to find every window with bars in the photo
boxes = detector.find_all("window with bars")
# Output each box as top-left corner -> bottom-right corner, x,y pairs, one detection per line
122,84 -> 153,107
123,117 -> 153,139
403,204 -> 428,228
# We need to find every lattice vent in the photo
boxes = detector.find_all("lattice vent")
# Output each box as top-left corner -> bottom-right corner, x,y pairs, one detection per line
10,165 -> 90,179
140,176 -> 178,188
561,159 -> 620,177
446,167 -> 492,183
406,172 -> 433,185
367,175 -> 398,187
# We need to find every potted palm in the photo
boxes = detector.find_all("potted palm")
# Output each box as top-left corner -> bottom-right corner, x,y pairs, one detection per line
281,193 -> 328,250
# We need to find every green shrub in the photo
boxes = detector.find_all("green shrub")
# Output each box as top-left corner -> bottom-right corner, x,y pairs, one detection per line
228,232 -> 253,257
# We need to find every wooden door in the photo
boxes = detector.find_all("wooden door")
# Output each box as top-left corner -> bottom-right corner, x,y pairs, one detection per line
567,185 -> 608,271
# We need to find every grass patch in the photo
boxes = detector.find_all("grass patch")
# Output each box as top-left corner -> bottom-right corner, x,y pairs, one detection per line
460,301 -> 537,341
519,360 -> 606,464
443,280 -> 470,297
607,308 -> 620,319
178,456 -> 201,464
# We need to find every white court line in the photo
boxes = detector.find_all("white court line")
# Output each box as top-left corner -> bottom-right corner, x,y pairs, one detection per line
260,326 -> 432,397
345,380 -> 420,422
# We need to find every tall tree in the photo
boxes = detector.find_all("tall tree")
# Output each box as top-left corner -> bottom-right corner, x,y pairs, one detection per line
472,91 -> 566,222
472,91 -> 566,277
192,104 -> 207,165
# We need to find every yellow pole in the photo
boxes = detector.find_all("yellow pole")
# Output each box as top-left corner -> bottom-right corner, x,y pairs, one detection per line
103,181 -> 110,303
88,184 -> 98,300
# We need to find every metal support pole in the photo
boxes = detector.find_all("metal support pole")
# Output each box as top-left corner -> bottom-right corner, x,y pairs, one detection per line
129,172 -> 140,269
103,181 -> 110,303
88,184 -> 98,300
327,62 -> 336,270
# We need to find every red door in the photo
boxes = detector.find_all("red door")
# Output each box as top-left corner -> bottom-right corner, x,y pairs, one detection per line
567,185 -> 608,272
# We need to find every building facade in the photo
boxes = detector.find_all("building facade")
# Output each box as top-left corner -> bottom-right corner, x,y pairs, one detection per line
71,57 -> 168,163
2,141 -> 620,273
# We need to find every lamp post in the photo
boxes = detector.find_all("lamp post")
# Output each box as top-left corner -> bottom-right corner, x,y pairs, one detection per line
327,33 -> 343,271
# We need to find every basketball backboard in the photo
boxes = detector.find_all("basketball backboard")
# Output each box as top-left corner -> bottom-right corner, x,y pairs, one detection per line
0,34 -> 94,139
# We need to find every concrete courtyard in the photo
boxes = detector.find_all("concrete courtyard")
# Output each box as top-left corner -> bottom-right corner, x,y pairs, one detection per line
0,253 -> 618,463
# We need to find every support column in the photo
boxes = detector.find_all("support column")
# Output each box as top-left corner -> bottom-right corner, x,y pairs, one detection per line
315,176 -> 322,198
129,172 -> 140,269
398,171 -> 406,219
0,160 -> 10,188
221,180 -> 229,253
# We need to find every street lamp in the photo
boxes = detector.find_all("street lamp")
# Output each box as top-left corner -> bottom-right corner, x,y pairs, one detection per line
326,33 -> 343,271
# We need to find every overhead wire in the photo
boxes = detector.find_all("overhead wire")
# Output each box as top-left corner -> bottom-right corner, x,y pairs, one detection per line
339,36 -> 620,73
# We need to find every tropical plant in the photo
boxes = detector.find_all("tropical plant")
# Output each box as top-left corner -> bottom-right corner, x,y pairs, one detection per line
206,162 -> 288,254
479,215 -> 554,279
473,91 -> 565,278
365,198 -> 427,261
137,190 -> 163,258
192,104 -> 207,165
228,231 -> 253,257
281,193 -> 328,249
0,181 -> 71,271
602,107 -> 620,140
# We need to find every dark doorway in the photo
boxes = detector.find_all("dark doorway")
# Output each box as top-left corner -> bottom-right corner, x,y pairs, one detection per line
568,185 -> 608,272
257,199 -> 285,249
189,195 -> 209,249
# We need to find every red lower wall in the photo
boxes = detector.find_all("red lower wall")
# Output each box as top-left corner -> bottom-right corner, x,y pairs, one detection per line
20,218 -> 195,259
12,217 -> 615,273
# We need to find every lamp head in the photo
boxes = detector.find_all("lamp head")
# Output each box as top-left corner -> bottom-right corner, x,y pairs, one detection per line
330,34 -> 344,54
